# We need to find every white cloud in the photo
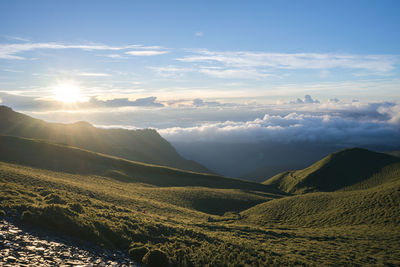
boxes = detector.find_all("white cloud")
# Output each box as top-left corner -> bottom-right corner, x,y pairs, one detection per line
4,36 -> 30,42
177,50 -> 397,73
378,104 -> 400,125
199,67 -> 272,79
78,72 -> 110,77
0,42 -> 166,60
102,54 -> 122,58
195,32 -> 204,37
160,106 -> 400,147
125,50 -> 169,56
289,95 -> 320,104
149,65 -> 195,77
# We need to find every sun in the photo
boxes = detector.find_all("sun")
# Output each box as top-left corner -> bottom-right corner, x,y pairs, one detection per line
52,82 -> 82,103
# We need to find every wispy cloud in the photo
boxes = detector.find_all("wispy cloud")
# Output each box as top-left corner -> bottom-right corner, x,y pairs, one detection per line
148,65 -> 195,77
177,50 -> 397,73
125,50 -> 169,56
101,54 -> 122,58
0,42 -> 166,60
199,67 -> 273,79
77,72 -> 110,77
4,36 -> 31,42
195,32 -> 204,37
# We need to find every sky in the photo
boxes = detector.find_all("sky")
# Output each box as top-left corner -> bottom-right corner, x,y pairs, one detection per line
1,0 -> 400,150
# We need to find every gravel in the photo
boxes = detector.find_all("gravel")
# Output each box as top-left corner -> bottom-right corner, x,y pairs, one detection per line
0,219 -> 139,266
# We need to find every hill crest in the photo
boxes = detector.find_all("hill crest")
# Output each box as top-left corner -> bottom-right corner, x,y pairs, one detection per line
263,147 -> 400,193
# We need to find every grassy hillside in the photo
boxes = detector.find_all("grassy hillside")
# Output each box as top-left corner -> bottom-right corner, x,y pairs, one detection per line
241,163 -> 304,183
0,135 -> 280,193
241,176 -> 400,227
388,150 -> 400,157
0,105 -> 210,173
263,148 -> 400,194
2,160 -> 399,266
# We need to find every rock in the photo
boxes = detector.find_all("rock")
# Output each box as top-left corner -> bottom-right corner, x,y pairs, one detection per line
6,256 -> 17,263
0,220 -> 139,266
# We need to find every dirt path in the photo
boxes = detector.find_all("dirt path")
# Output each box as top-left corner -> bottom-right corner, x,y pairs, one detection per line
0,219 -> 139,266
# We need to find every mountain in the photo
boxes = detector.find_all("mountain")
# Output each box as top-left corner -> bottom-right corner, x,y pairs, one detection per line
241,174 -> 400,227
241,163 -> 304,183
0,135 -> 282,193
0,105 -> 210,173
173,140 -> 342,179
263,147 -> 400,194
388,150 -> 400,157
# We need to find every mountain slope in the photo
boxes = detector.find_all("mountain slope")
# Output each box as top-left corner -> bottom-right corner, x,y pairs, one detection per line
0,135 -> 282,193
263,148 -> 400,194
0,105 -> 210,173
241,176 -> 400,227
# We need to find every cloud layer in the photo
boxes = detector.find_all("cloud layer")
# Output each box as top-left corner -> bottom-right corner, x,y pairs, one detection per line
160,102 -> 400,149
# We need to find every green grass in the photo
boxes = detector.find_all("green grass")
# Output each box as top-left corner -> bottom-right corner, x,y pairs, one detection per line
242,177 -> 400,227
263,148 -> 399,193
1,160 -> 400,266
1,135 -> 400,266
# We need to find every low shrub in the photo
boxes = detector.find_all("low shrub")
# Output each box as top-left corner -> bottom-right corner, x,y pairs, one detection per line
128,246 -> 149,263
143,249 -> 169,267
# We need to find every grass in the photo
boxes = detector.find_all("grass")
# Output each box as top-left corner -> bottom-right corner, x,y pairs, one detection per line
263,147 -> 400,193
242,178 -> 400,227
1,160 -> 400,266
1,135 -> 400,266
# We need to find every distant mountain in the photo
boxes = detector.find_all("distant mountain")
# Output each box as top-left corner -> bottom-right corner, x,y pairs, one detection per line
0,105 -> 210,173
241,163 -> 304,183
172,141 -> 341,179
263,148 -> 400,194
388,150 -> 400,157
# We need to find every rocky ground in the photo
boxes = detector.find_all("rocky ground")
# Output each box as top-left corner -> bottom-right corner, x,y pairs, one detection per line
0,219 -> 139,266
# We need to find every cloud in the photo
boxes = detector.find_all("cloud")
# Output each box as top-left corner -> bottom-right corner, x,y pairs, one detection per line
378,104 -> 400,125
177,50 -> 397,73
149,65 -> 195,77
195,32 -> 204,37
290,95 -> 320,104
0,42 -> 166,60
0,91 -> 164,110
77,72 -> 110,77
199,67 -> 272,79
192,98 -> 226,107
4,36 -> 30,42
160,109 -> 400,148
102,54 -> 122,58
89,96 -> 164,108
125,50 -> 169,56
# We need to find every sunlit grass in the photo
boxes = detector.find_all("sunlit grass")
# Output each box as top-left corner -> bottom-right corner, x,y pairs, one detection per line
1,161 -> 400,266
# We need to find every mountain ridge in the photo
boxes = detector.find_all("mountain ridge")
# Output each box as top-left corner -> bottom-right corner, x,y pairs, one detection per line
0,105 -> 211,174
263,147 -> 400,194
